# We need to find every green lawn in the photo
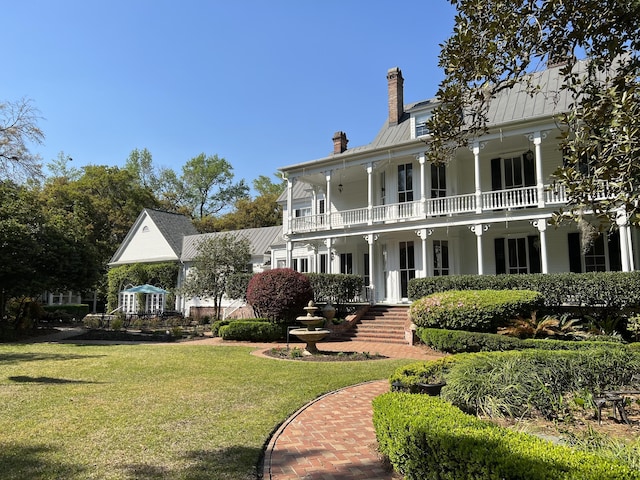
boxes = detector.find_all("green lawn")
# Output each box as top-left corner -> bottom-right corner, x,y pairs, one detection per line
0,342 -> 412,480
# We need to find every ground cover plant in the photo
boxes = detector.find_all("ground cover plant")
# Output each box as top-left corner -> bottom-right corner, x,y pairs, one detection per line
0,342 -> 411,480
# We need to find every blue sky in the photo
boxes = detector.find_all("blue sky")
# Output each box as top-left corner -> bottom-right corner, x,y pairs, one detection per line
3,1 -> 457,193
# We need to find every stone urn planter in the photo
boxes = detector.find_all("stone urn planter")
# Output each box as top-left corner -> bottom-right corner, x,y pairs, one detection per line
322,302 -> 336,322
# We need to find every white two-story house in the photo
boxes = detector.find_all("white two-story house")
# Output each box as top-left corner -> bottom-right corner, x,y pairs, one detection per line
276,64 -> 638,304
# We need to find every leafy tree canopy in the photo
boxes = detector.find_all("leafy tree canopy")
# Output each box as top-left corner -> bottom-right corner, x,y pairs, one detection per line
429,0 -> 640,231
195,174 -> 285,232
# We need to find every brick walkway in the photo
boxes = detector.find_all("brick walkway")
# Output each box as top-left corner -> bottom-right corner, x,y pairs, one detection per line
262,380 -> 397,480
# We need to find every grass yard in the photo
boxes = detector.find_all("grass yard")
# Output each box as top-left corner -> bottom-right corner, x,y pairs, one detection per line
0,342 -> 411,480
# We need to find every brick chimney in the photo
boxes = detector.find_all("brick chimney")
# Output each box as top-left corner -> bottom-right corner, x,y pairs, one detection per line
387,67 -> 404,126
332,131 -> 348,154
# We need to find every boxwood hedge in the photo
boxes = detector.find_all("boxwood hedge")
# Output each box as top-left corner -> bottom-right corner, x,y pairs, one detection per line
373,392 -> 639,479
410,289 -> 543,332
408,271 -> 640,315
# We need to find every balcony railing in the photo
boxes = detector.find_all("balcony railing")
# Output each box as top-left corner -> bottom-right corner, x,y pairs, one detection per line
288,182 -> 606,233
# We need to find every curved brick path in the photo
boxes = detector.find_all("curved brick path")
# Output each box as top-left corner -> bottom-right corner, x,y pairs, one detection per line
262,380 -> 397,480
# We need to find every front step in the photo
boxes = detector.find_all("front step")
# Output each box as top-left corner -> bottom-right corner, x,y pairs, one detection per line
337,306 -> 409,344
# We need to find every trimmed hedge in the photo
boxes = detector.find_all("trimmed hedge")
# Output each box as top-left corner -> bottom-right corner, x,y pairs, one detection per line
305,273 -> 363,305
373,392 -> 639,480
408,271 -> 640,313
410,289 -> 543,332
218,319 -> 283,342
417,327 -> 623,354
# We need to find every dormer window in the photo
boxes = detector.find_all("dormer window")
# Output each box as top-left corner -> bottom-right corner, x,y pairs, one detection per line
414,112 -> 432,137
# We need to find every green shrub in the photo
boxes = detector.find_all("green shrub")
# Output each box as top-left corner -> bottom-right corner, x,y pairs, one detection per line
218,320 -> 283,342
110,317 -> 123,331
441,348 -> 640,419
418,327 -> 522,353
410,289 -> 543,332
408,271 -> 640,318
246,268 -> 313,324
391,346 -> 640,419
373,392 -> 639,479
211,319 -> 232,337
43,304 -> 89,320
305,273 -> 363,305
418,327 -> 623,354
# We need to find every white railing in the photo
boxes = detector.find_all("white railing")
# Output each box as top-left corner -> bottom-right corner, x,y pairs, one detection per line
287,182 -> 611,233
482,186 -> 538,210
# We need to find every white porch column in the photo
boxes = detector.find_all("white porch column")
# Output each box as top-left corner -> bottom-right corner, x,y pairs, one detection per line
418,153 -> 426,215
532,131 -> 546,208
472,142 -> 482,213
286,238 -> 293,268
535,219 -> 549,274
366,234 -> 377,304
286,178 -> 294,234
416,228 -> 431,277
325,238 -> 333,274
325,170 -> 332,228
470,224 -> 487,275
367,163 -> 373,225
617,212 -> 632,272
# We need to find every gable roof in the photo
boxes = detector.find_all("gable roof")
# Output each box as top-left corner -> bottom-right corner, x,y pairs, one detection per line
109,209 -> 198,265
180,225 -> 283,262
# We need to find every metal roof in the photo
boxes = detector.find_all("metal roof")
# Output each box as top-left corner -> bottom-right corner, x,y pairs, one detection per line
279,60 -> 584,174
180,225 -> 283,261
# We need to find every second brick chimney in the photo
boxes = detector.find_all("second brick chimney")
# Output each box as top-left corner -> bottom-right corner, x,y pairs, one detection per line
333,131 -> 348,154
387,67 -> 404,126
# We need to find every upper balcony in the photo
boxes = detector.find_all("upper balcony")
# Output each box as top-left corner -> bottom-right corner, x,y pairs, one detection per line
288,183 -> 609,233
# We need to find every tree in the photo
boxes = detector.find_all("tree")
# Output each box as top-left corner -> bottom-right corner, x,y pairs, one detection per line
195,174 -> 285,232
46,151 -> 81,181
429,0 -> 640,233
179,233 -> 251,320
0,181 -> 101,326
180,153 -> 249,218
39,165 -> 158,294
0,98 -> 44,181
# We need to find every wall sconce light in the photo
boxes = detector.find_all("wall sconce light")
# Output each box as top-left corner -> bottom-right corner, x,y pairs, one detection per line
338,183 -> 343,193
525,149 -> 534,161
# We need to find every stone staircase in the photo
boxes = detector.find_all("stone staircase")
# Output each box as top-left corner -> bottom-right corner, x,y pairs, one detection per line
338,305 -> 409,344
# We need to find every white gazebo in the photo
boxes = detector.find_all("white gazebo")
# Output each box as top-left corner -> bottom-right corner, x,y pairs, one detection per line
119,284 -> 168,314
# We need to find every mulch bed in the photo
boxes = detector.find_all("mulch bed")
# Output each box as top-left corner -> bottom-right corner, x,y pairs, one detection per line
264,346 -> 387,361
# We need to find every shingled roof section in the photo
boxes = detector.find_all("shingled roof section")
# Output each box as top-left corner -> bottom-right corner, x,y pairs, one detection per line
144,209 -> 198,257
180,225 -> 283,262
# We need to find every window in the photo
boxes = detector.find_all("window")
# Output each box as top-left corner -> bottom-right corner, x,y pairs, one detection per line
494,236 -> 541,274
319,253 -> 328,273
568,232 -> 621,273
293,258 -> 309,273
340,253 -> 353,274
507,238 -> 529,274
399,241 -> 416,298
415,112 -> 432,137
430,163 -> 446,198
295,207 -> 311,218
584,237 -> 606,272
491,154 -> 535,191
398,163 -> 414,203
433,240 -> 449,276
